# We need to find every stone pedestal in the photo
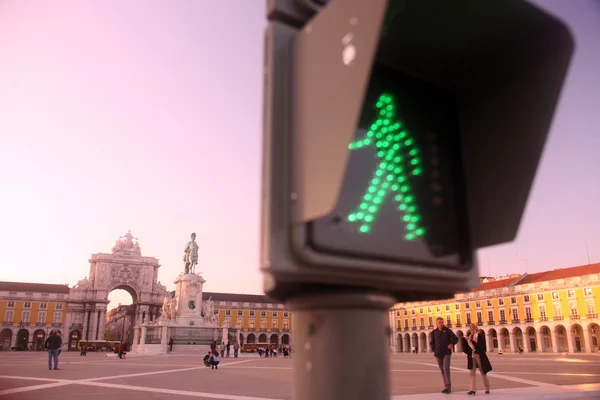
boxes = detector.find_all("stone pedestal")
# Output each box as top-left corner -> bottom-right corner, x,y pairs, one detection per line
173,273 -> 206,327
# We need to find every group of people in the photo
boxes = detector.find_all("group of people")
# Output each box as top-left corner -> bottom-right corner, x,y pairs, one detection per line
430,317 -> 493,395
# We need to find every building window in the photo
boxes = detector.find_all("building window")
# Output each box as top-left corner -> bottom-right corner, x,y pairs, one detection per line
569,303 -> 578,317
53,312 -> 62,324
260,311 -> 266,317
446,316 -> 451,325
412,318 -> 416,328
22,311 -> 30,322
476,312 -> 482,324
37,311 -> 47,324
436,306 -> 440,312
511,309 -> 518,321
237,310 -> 243,316
419,308 -> 423,314
445,305 -> 450,311
455,304 -> 460,310
272,311 -> 278,317
249,311 -> 255,317
586,301 -> 596,316
428,316 -> 433,327
465,303 -> 470,309
283,320 -> 289,330
428,307 -> 431,313
396,311 -> 400,317
539,305 -> 547,318
475,301 -> 481,308
499,310 -> 506,322
283,312 -> 289,318
456,315 -> 462,325
55,303 -> 63,310
225,310 -> 231,316
553,303 -> 562,317
510,297 -> 516,304
24,302 -> 31,309
584,288 -> 593,296
537,293 -> 544,301
272,320 -> 278,329
466,313 -> 471,324
488,310 -> 493,323
40,303 -> 47,309
487,300 -> 492,307
260,319 -> 266,329
498,299 -> 504,306
249,319 -> 255,329
397,320 -> 402,329
7,301 -> 15,308
551,292 -> 559,300
412,309 -> 415,315
420,318 -> 424,327
525,307 -> 532,320
524,295 -> 530,303
213,309 -> 219,315
4,310 -> 14,323
567,290 -> 575,298
404,319 -> 408,328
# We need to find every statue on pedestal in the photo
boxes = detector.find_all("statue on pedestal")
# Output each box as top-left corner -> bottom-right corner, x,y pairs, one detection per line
183,232 -> 199,274
160,296 -> 172,321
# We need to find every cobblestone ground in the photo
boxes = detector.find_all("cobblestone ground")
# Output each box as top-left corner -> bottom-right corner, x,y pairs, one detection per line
0,352 -> 599,399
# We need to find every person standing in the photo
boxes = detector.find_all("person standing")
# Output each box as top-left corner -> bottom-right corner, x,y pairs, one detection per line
430,317 -> 459,394
464,324 -> 492,395
45,330 -> 62,371
233,341 -> 240,358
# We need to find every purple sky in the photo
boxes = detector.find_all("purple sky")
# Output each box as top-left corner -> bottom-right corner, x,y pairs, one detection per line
0,0 -> 598,309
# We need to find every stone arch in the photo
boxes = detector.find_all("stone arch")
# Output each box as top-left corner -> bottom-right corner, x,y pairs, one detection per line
33,329 -> 46,351
570,324 -> 585,353
487,328 -> 498,351
16,329 -> 29,349
512,327 -> 524,352
500,328 -> 510,352
419,332 -> 427,353
69,232 -> 166,343
247,333 -> 256,344
258,333 -> 268,343
69,330 -> 81,351
411,333 -> 419,352
588,323 -> 599,353
539,325 -> 552,352
270,334 -> 278,345
428,331 -> 433,351
525,326 -> 537,352
404,333 -> 411,353
555,325 -> 568,352
0,329 -> 12,351
396,333 -> 403,353
281,334 -> 290,345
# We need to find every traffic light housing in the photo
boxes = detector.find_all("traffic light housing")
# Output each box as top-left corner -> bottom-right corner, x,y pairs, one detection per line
262,0 -> 574,301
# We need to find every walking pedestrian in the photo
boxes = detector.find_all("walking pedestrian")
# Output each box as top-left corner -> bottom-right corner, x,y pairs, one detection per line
430,317 -> 458,394
45,330 -> 62,370
233,341 -> 240,358
463,323 -> 492,395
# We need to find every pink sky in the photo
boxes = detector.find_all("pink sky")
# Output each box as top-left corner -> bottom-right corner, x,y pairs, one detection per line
0,0 -> 598,309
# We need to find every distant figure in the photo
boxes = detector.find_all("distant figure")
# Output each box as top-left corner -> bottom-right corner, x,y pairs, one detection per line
45,330 -> 62,370
168,338 -> 174,352
210,349 -> 221,370
430,317 -> 459,394
118,341 -> 127,359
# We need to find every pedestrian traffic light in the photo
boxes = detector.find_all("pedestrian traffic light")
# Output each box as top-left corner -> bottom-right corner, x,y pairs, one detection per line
261,0 -> 574,301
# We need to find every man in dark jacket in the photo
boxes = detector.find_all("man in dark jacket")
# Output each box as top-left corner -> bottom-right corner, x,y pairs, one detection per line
430,317 -> 459,394
45,330 -> 62,370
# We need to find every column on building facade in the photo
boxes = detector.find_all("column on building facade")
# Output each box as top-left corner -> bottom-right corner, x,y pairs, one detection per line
566,329 -> 575,353
97,309 -> 106,341
140,326 -> 147,345
132,326 -> 140,350
63,309 -> 71,337
524,333 -> 532,353
509,331 -> 517,353
551,329 -> 560,352
388,311 -> 396,352
92,309 -> 101,340
498,331 -> 505,351
536,330 -> 545,352
82,309 -> 89,340
486,332 -> 494,353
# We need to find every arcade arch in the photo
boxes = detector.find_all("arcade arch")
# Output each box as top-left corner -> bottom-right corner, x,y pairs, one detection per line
0,329 -> 12,351
281,334 -> 290,345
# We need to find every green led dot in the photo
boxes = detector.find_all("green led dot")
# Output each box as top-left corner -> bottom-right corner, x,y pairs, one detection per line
348,214 -> 356,222
377,151 -> 385,157
399,204 -> 407,210
405,233 -> 415,240
365,215 -> 374,223
411,216 -> 420,222
405,139 -> 413,146
391,184 -> 399,191
364,194 -> 372,201
356,142 -> 363,148
356,212 -> 365,219
377,190 -> 386,196
360,225 -> 370,233
409,148 -> 419,156
372,178 -> 380,185
373,197 -> 382,204
395,194 -> 403,201
405,196 -> 414,203
376,170 -> 384,177
397,176 -> 406,183
360,203 -> 368,210
415,228 -> 425,236
394,156 -> 402,163
407,223 -> 416,230
386,175 -> 394,181
411,158 -> 420,165
368,205 -> 377,213
408,206 -> 417,213
399,132 -> 407,139
413,168 -> 422,175
403,215 -> 411,222
368,186 -> 376,193
393,167 -> 402,174
401,185 -> 409,192
382,182 -> 390,189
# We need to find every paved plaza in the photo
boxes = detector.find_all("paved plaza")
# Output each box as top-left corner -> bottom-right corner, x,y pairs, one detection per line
0,352 -> 599,399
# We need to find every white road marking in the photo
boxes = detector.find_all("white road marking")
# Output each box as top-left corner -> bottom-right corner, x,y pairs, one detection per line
72,381 -> 283,400
396,360 -> 558,387
0,382 -> 72,396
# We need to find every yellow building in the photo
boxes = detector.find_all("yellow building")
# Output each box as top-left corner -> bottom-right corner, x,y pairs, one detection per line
389,263 -> 600,354
202,292 -> 292,346
0,282 -> 69,351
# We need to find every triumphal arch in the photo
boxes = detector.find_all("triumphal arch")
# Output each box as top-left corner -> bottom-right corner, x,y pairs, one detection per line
65,231 -> 168,345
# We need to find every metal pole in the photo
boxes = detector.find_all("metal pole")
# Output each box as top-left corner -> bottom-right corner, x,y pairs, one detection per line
287,291 -> 395,400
